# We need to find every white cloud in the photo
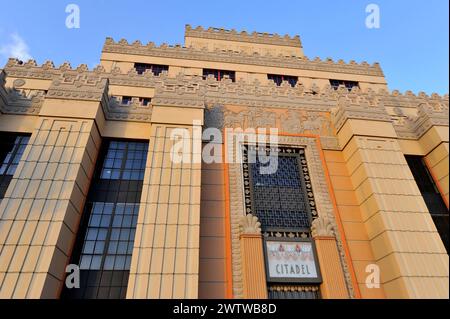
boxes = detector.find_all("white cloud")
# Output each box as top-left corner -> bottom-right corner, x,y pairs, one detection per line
0,33 -> 32,61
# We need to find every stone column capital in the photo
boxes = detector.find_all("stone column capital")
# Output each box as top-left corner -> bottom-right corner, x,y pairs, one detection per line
311,216 -> 336,238
239,214 -> 261,236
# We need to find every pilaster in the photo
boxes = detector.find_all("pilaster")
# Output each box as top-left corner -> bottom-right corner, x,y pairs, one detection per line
332,104 -> 449,299
238,214 -> 268,299
311,216 -> 349,299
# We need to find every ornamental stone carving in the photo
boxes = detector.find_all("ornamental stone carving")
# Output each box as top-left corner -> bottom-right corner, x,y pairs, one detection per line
311,216 -> 336,238
239,214 -> 262,235
2,58 -> 448,139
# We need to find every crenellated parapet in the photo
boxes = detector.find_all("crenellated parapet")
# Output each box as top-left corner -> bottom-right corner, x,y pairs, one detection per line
185,24 -> 302,48
102,37 -> 384,77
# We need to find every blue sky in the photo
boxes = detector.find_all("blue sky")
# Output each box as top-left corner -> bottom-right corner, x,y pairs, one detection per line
0,0 -> 448,94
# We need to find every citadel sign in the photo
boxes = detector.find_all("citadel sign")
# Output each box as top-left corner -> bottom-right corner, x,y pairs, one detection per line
265,240 -> 322,284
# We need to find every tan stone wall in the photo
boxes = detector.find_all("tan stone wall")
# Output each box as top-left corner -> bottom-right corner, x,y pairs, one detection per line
198,161 -> 228,299
127,124 -> 201,298
342,136 -> 448,298
324,150 -> 385,298
0,117 -> 100,298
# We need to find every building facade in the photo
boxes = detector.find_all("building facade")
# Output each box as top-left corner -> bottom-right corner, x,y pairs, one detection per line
0,25 -> 448,299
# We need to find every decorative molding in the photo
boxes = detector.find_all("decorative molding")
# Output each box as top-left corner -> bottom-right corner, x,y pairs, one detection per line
2,59 -> 448,139
311,216 -> 336,238
185,24 -> 302,48
393,101 -> 449,139
102,38 -> 384,77
12,78 -> 26,88
225,133 -> 356,298
0,70 -> 44,115
239,214 -> 262,235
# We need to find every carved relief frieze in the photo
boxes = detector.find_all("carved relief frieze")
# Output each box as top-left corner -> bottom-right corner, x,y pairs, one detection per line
1,58 -> 448,140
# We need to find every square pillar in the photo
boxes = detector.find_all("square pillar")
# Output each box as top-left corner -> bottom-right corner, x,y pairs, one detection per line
332,104 -> 449,298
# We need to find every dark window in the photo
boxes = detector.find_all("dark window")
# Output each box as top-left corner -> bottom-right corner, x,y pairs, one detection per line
62,140 -> 149,299
203,69 -> 236,82
134,63 -> 168,76
405,156 -> 449,253
99,141 -> 147,181
329,79 -> 359,91
0,133 -> 30,200
139,98 -> 151,106
121,96 -> 132,105
242,146 -> 320,299
268,74 -> 298,87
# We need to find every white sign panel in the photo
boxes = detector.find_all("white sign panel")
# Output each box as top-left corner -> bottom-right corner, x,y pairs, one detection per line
266,241 -> 319,280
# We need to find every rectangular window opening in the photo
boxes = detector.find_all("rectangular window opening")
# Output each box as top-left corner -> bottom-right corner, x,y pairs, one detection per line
62,139 -> 149,299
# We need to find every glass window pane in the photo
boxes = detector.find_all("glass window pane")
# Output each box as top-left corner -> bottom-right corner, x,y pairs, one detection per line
101,169 -> 112,179
108,241 -> 118,254
104,256 -> 115,270
125,256 -> 132,269
122,170 -> 131,180
100,215 -> 111,227
111,170 -> 120,179
122,216 -> 132,228
120,229 -> 130,240
90,256 -> 102,270
97,229 -> 108,241
114,256 -> 126,270
103,203 -> 114,214
94,241 -> 105,254
113,215 -> 123,227
115,204 -> 125,215
80,255 -> 92,269
93,202 -> 104,214
83,241 -> 95,254
124,204 -> 134,215
110,229 -> 120,240
116,242 -> 127,254
127,242 -> 134,254
89,215 -> 101,227
86,229 -> 98,240
131,171 -> 140,180
104,159 -> 114,168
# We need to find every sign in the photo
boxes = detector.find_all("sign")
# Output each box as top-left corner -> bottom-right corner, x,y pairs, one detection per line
265,240 -> 321,283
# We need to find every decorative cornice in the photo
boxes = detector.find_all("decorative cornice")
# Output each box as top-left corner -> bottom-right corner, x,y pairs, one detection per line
239,214 -> 262,235
185,24 -> 302,48
47,73 -> 109,102
331,97 -> 393,132
102,38 -> 384,77
2,59 -> 448,136
393,101 -> 449,139
311,216 -> 336,238
0,70 -> 44,115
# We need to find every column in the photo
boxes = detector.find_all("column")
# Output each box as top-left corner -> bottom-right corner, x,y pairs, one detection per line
239,214 -> 267,299
333,104 -> 449,298
127,97 -> 204,298
311,216 -> 349,299
0,73 -> 106,298
0,117 -> 100,298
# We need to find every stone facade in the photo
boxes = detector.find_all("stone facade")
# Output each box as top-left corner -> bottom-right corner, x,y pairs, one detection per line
0,25 -> 448,299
